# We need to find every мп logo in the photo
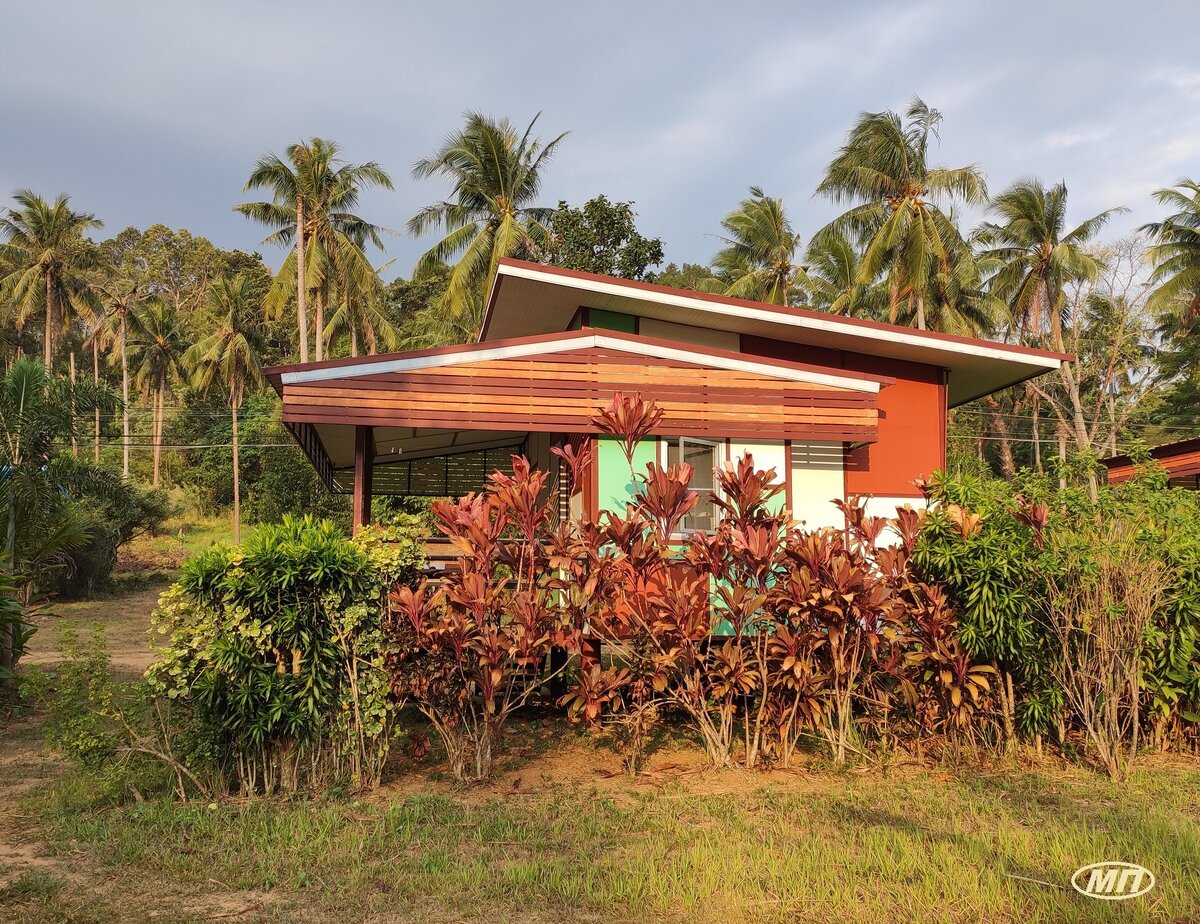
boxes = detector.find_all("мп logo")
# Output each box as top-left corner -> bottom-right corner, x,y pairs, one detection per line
1071,862 -> 1156,900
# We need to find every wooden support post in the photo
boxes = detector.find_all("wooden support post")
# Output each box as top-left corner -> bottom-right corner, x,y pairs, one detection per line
352,425 -> 374,533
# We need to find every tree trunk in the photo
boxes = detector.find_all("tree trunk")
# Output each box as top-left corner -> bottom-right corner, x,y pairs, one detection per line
92,337 -> 101,464
231,387 -> 241,545
1057,424 -> 1068,491
44,274 -> 54,368
296,198 -> 309,364
152,384 -> 163,487
1031,394 -> 1042,473
915,293 -> 926,331
986,398 -> 1016,478
69,352 -> 78,457
120,314 -> 130,479
1058,361 -> 1098,502
350,324 -> 358,358
315,287 -> 325,363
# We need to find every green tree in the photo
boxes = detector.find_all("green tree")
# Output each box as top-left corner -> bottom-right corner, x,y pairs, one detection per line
817,98 -> 986,330
648,262 -> 724,293
1142,178 -> 1200,320
409,112 -> 567,319
800,229 -> 886,318
0,359 -> 116,680
544,196 -> 663,279
127,300 -> 188,486
236,138 -> 393,363
185,275 -> 264,543
323,259 -> 398,357
0,191 -> 103,367
976,179 -> 1125,465
977,178 -> 1124,349
711,187 -> 801,305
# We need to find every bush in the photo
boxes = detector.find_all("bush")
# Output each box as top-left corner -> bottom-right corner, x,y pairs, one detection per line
146,514 -> 424,794
914,457 -> 1200,763
51,458 -> 172,598
385,460 -> 575,782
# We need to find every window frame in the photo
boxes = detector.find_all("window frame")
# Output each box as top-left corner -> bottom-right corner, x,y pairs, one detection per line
663,435 -> 722,535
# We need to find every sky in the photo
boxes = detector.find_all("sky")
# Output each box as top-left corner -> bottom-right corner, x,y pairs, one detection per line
4,1 -> 1199,280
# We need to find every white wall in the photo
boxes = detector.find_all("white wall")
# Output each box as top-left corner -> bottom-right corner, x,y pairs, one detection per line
729,439 -> 787,513
638,317 -> 740,351
789,441 -> 845,529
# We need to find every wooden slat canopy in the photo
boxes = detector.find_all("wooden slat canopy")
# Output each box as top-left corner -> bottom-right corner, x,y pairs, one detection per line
268,330 -> 888,444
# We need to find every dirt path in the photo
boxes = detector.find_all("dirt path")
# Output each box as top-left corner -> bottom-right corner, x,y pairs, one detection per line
1,587 -> 163,910
23,586 -> 164,674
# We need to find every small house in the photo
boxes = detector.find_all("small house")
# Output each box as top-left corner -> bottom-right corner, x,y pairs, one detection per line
265,260 -> 1068,530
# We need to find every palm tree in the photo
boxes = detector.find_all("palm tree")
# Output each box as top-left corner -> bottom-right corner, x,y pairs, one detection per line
1142,178 -> 1200,320
127,300 -> 188,486
0,191 -> 102,367
408,112 -> 567,320
977,179 -> 1125,481
800,229 -> 886,318
185,275 -> 263,544
977,178 -> 1125,350
236,138 -> 393,364
92,277 -> 142,478
323,257 -> 399,357
711,187 -> 801,305
816,98 -> 986,330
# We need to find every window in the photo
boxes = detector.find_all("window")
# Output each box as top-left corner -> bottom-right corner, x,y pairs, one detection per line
666,437 -> 720,533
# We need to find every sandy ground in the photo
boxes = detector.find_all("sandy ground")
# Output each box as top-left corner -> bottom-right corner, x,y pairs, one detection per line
22,586 -> 164,675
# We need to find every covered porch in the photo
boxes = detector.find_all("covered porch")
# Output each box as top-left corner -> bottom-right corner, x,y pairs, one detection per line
264,328 -> 891,533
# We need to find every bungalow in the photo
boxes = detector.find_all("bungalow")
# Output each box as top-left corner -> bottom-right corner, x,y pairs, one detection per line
1102,437 -> 1200,488
264,259 -> 1069,531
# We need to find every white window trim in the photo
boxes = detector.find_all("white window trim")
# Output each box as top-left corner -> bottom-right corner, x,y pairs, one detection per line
663,435 -> 721,536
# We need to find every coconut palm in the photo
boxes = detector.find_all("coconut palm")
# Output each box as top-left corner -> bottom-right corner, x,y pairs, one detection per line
236,138 -> 393,363
185,275 -> 263,543
268,225 -> 390,359
92,277 -> 142,478
800,229 -> 886,318
711,187 -> 801,305
323,257 -> 399,357
127,300 -> 188,486
817,98 -> 986,330
0,191 -> 103,367
409,112 -> 567,320
1142,178 -> 1200,321
976,178 -> 1125,351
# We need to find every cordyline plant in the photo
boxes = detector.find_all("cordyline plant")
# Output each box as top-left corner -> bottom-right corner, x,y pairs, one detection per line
384,457 -> 577,783
555,393 -> 1001,770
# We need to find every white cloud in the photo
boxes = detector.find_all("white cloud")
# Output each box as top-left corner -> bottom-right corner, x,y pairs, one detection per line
1041,127 -> 1114,150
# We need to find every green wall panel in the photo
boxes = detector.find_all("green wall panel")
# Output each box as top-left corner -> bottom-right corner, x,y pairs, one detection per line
588,308 -> 637,333
597,436 -> 656,513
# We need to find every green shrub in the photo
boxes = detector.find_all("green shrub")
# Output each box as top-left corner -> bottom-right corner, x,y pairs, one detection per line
51,461 -> 172,598
38,623 -> 119,768
147,514 -> 424,794
914,458 -> 1200,754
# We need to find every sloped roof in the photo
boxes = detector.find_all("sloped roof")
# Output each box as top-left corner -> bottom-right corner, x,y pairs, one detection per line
481,259 -> 1070,406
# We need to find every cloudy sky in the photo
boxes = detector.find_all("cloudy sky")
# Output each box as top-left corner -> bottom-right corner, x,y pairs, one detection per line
4,1 -> 1199,278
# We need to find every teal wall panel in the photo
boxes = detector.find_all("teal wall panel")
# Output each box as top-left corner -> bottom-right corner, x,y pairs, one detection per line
597,436 -> 656,513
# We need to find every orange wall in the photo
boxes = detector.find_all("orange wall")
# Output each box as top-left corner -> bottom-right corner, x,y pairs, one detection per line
740,336 -> 946,497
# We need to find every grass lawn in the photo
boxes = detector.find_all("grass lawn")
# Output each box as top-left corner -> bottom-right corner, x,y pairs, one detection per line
3,587 -> 1200,923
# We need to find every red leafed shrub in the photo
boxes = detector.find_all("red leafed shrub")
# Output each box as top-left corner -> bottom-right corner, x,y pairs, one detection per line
553,393 -> 1000,770
383,457 -> 577,782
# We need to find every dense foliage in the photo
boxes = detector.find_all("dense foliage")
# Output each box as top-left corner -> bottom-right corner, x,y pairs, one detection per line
145,515 -> 424,793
